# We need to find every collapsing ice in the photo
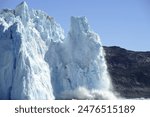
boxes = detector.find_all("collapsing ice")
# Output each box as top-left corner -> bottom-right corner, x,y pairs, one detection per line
56,17 -> 117,99
0,2 -> 116,99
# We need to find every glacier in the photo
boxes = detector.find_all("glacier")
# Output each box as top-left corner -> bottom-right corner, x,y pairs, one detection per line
0,2 -> 116,99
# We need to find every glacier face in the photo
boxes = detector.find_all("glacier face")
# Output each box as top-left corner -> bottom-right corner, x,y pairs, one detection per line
0,2 -> 116,99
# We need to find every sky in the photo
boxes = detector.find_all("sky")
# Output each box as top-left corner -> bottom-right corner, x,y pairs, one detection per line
0,0 -> 150,51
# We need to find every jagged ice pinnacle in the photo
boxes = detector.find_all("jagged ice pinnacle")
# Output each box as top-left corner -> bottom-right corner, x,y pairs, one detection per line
0,2 -> 116,99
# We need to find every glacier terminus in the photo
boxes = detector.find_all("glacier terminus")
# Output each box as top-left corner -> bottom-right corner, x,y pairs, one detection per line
0,2 -> 117,100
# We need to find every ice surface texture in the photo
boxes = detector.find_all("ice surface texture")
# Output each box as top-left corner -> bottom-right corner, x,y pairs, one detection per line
0,2 -> 115,99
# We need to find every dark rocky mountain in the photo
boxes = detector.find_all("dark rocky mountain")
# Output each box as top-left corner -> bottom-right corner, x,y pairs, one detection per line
104,46 -> 150,98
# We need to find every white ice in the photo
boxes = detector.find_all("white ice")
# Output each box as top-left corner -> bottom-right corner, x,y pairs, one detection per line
0,2 -> 116,100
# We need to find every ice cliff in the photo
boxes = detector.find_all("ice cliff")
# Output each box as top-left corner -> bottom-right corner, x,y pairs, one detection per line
0,2 -> 116,99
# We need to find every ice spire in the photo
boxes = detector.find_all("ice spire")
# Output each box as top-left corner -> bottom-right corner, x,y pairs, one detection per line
15,1 -> 30,24
70,16 -> 90,36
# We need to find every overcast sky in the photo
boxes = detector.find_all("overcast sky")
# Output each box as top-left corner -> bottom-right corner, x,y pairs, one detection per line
0,0 -> 150,51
